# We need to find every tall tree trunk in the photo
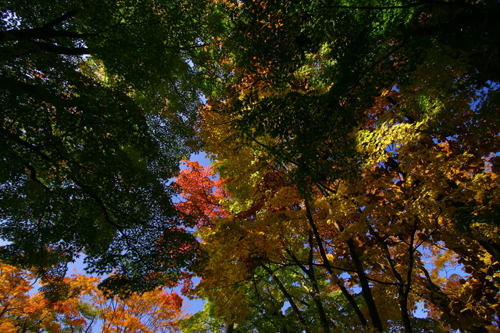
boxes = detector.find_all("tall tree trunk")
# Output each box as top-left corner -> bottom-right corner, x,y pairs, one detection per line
345,238 -> 384,332
303,197 -> 369,329
261,264 -> 312,333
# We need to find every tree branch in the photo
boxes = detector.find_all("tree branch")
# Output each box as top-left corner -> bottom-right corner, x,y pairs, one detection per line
260,263 -> 311,333
303,197 -> 368,328
23,162 -> 50,193
0,10 -> 84,42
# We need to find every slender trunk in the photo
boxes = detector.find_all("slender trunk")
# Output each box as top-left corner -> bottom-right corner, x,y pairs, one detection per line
337,282 -> 368,326
399,292 -> 413,333
369,222 -> 418,333
345,238 -> 384,332
261,264 -> 311,333
306,232 -> 331,333
303,197 -> 368,328
400,221 -> 418,333
287,232 -> 331,332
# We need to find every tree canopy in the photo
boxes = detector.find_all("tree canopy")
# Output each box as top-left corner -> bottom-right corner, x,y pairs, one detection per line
0,261 -> 185,332
175,0 -> 500,332
1,0 -> 500,332
0,0 -> 207,294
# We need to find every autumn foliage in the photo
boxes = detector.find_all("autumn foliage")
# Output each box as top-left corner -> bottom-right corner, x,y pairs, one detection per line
175,160 -> 231,228
2,0 -> 500,332
0,262 -> 185,332
173,0 -> 500,332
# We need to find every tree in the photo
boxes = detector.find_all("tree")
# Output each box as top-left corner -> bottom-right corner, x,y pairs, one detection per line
0,261 -> 185,332
0,0 -> 208,293
191,82 -> 500,332
3,0 -> 500,330
198,0 -> 500,185
180,0 -> 500,331
175,160 -> 231,229
98,283 -> 185,333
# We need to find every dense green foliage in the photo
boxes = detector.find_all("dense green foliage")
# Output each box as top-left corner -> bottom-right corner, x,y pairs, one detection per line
0,0 -> 207,293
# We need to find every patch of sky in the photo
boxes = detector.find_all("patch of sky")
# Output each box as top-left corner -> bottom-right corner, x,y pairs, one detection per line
471,80 -> 500,110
